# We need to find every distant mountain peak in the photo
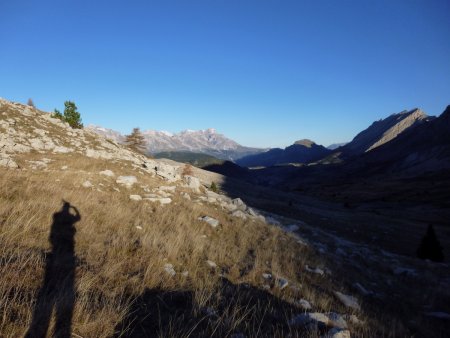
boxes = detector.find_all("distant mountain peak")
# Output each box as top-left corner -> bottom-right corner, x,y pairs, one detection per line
88,126 -> 263,161
294,139 -> 315,147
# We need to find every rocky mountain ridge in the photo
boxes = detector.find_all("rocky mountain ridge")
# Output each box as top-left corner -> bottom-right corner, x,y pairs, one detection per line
236,139 -> 332,167
340,108 -> 431,157
87,125 -> 264,161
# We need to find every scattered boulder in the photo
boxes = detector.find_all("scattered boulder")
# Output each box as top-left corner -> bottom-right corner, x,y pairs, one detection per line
116,175 -> 137,188
154,162 -> 180,182
82,180 -> 93,188
295,299 -> 312,310
183,175 -> 201,193
276,277 -> 289,290
159,185 -> 176,192
262,273 -> 272,280
305,265 -> 325,275
232,198 -> 246,209
99,169 -> 115,177
0,154 -> 18,168
53,145 -> 72,153
198,216 -> 220,228
231,210 -> 247,219
144,197 -> 172,205
164,263 -> 176,276
206,260 -> 217,268
334,291 -> 360,310
129,195 -> 142,201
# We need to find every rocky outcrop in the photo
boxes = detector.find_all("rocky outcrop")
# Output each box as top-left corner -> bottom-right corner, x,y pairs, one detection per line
341,108 -> 430,156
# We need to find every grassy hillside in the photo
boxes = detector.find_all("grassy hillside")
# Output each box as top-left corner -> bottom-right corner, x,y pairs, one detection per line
0,99 -> 370,337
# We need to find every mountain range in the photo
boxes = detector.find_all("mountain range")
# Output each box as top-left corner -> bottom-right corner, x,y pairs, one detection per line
87,126 -> 264,161
236,139 -> 332,167
89,107 -> 447,173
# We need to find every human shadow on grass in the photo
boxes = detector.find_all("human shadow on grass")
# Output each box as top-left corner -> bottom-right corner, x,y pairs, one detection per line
112,277 -> 309,338
25,201 -> 80,338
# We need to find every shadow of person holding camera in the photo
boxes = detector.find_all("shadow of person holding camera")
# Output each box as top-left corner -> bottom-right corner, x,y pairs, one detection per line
25,201 -> 80,338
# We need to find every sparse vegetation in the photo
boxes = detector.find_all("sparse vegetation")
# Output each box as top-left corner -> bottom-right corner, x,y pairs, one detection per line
210,181 -> 218,193
182,163 -> 193,177
125,127 -> 146,154
51,108 -> 63,120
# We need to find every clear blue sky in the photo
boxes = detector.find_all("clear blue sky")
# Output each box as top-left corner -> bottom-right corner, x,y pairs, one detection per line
1,0 -> 449,148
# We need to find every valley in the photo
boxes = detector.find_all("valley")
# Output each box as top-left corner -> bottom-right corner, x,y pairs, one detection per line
1,98 -> 449,337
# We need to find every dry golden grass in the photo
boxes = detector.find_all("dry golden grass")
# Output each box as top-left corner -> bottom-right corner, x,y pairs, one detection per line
0,154 -> 366,337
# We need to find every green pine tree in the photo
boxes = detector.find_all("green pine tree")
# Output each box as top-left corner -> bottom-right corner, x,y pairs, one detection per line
63,101 -> 83,129
51,109 -> 63,120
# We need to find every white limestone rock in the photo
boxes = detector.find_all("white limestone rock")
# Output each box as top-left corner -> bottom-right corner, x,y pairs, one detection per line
82,180 -> 93,188
164,263 -> 176,276
295,299 -> 312,310
183,175 -> 201,193
129,195 -> 142,201
231,210 -> 248,219
116,176 -> 137,188
144,197 -> 172,205
305,265 -> 325,275
206,260 -> 217,268
334,291 -> 360,310
0,154 -> 18,168
99,169 -> 115,177
198,216 -> 220,228
159,185 -> 176,192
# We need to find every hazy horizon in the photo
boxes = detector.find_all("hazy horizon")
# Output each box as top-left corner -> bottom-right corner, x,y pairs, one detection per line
1,0 -> 449,148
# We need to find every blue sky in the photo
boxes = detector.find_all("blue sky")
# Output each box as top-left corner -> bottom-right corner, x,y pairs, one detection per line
1,0 -> 449,148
